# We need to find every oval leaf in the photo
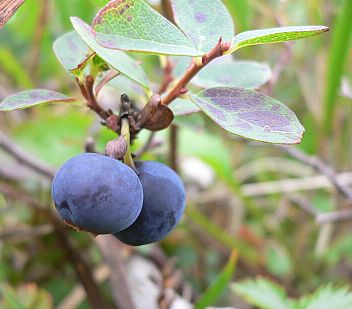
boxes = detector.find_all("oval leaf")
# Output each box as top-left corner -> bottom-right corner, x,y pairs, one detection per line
196,60 -> 272,89
53,31 -> 92,73
170,0 -> 234,53
169,97 -> 201,116
71,17 -> 150,89
0,90 -> 77,111
173,57 -> 272,89
92,0 -> 202,56
227,25 -> 329,53
190,87 -> 304,144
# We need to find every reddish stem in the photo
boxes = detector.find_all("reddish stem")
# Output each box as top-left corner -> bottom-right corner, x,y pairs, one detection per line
84,76 -> 111,119
95,70 -> 120,97
158,58 -> 174,94
161,38 -> 231,106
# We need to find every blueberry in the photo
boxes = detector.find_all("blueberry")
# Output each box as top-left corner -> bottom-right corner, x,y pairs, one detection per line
114,161 -> 186,246
51,153 -> 143,234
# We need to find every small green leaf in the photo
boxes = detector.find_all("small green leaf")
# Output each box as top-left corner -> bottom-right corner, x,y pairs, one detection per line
190,87 -> 304,144
232,277 -> 292,309
53,31 -> 92,73
227,26 -> 329,53
195,250 -> 238,309
92,0 -> 202,56
169,97 -> 200,116
170,0 -> 234,52
71,17 -> 151,89
296,285 -> 352,309
0,90 -> 77,111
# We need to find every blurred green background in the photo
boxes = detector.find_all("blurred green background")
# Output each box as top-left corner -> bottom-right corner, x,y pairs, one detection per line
0,0 -> 352,308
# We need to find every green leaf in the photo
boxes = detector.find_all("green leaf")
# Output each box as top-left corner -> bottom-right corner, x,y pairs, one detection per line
173,57 -> 272,89
71,17 -> 151,89
232,277 -> 292,309
195,60 -> 271,89
170,0 -> 234,53
227,26 -> 329,53
296,285 -> 352,309
190,87 -> 304,144
194,250 -> 238,309
323,0 -> 352,133
169,97 -> 200,116
53,31 -> 92,73
0,90 -> 77,111
92,0 -> 202,56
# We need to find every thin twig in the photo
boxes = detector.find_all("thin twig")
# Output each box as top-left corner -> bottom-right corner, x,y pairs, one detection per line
266,42 -> 293,96
316,209 -> 352,225
57,265 -> 110,309
95,70 -> 120,97
241,172 -> 352,196
0,133 -> 55,178
288,194 -> 321,216
85,76 -> 110,118
96,235 -> 135,309
265,16 -> 294,96
158,57 -> 174,94
0,0 -> 26,29
161,38 -> 231,106
279,146 -> 352,201
0,181 -> 111,309
29,0 -> 49,84
169,125 -> 179,172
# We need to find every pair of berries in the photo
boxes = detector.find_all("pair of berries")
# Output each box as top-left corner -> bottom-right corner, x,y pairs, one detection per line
52,153 -> 186,246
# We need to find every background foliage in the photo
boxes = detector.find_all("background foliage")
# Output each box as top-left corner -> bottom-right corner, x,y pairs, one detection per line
0,0 -> 352,308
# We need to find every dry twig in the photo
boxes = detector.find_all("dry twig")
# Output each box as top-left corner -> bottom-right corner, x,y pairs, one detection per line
0,0 -> 26,29
0,181 -> 111,309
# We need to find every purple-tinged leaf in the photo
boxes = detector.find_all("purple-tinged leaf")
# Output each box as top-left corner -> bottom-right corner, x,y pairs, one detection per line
170,0 -> 234,53
0,90 -> 77,111
53,31 -> 92,74
195,61 -> 271,89
92,0 -> 202,56
190,87 -> 304,144
169,97 -> 201,116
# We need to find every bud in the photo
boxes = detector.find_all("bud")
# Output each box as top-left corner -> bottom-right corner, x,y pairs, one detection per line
105,136 -> 127,160
139,94 -> 174,131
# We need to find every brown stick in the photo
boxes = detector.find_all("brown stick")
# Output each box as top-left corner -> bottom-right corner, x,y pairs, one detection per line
0,182 -> 111,309
95,70 -> 120,97
158,58 -> 174,94
29,0 -> 50,84
279,145 -> 352,201
169,125 -> 179,172
0,0 -> 26,29
0,133 -> 55,178
316,209 -> 352,225
161,39 -> 231,106
96,235 -> 135,309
